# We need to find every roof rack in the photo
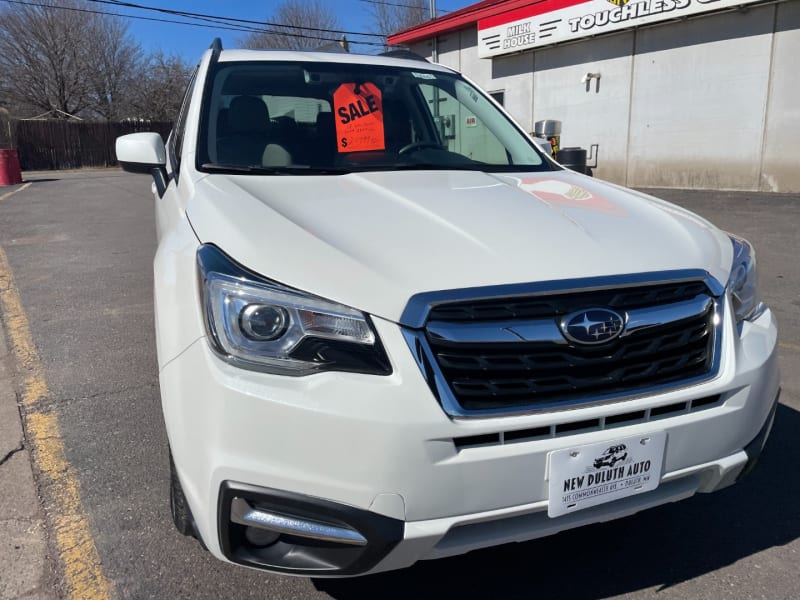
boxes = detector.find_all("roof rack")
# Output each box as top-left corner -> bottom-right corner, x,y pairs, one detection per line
379,49 -> 429,63
314,36 -> 350,54
209,38 -> 222,65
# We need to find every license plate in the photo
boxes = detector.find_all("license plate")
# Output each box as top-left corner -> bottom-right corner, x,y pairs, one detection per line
547,431 -> 667,518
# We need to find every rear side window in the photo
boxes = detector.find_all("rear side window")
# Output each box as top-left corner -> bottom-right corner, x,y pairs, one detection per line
170,67 -> 198,174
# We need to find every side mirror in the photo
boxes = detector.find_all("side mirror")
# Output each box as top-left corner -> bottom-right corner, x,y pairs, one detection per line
532,136 -> 554,156
116,132 -> 168,197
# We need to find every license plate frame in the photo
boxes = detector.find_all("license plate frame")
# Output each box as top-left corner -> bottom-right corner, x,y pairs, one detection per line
547,431 -> 667,518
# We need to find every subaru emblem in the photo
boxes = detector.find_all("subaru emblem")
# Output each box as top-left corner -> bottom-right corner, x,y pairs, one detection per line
560,308 -> 625,345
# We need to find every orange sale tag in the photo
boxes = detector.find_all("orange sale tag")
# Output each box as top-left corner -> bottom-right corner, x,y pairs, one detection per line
333,82 -> 385,153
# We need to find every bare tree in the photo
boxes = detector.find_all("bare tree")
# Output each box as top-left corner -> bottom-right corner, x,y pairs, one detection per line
0,0 -> 93,117
127,52 -> 193,122
0,0 -> 141,119
240,0 -> 342,51
369,0 -> 429,43
86,17 -> 143,120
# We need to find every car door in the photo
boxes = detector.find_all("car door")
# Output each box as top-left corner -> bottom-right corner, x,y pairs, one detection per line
156,68 -> 198,243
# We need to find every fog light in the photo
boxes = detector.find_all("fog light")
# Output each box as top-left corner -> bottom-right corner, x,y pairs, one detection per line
244,526 -> 280,547
221,484 -> 404,576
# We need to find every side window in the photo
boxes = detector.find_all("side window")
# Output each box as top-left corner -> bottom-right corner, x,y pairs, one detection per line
418,83 -> 509,165
489,90 -> 505,107
169,67 -> 198,177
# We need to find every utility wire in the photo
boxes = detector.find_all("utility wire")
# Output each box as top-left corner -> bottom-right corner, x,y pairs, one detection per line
0,0 -> 296,38
358,0 -> 451,14
89,0 -> 388,38
0,0 -> 387,46
0,0 -> 256,31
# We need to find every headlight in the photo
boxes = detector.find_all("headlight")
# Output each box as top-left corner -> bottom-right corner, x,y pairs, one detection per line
727,235 -> 763,325
197,245 -> 391,376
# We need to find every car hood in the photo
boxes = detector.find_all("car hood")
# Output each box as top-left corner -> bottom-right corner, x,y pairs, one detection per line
186,169 -> 732,325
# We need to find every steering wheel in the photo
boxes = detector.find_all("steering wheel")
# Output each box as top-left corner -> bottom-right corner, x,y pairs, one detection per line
398,141 -> 446,155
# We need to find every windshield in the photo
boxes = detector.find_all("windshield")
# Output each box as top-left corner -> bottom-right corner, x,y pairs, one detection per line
198,60 -> 554,174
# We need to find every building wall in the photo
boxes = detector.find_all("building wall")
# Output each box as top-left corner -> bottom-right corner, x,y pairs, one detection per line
761,1 -> 800,192
627,6 -> 774,189
410,1 -> 800,192
532,31 -> 635,185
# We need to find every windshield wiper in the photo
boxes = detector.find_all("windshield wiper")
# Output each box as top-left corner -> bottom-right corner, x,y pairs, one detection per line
201,163 -> 351,175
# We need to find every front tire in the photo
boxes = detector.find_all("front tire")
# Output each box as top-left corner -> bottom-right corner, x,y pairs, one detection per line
169,450 -> 204,547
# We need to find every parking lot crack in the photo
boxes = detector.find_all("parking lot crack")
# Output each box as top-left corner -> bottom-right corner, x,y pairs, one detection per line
82,382 -> 158,401
0,442 -> 25,467
22,383 -> 158,413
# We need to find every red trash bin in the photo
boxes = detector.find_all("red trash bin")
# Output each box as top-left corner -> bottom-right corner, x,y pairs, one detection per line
0,148 -> 23,186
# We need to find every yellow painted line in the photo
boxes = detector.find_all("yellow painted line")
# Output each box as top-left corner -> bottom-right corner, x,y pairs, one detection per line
778,341 -> 800,352
0,244 -> 112,600
0,248 -> 47,410
0,181 -> 31,202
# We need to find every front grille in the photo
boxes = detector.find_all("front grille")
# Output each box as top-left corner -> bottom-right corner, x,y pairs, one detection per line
420,280 -> 720,414
428,281 -> 709,322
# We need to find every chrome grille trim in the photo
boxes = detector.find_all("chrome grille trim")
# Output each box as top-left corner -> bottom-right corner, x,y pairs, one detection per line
401,272 -> 725,419
426,295 -> 713,344
399,269 -> 725,328
230,497 -> 367,546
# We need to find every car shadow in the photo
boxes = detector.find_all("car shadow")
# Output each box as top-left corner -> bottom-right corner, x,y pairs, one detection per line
314,403 -> 799,599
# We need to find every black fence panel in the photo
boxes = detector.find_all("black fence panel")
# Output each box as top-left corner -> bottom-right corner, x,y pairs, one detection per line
10,120 -> 173,171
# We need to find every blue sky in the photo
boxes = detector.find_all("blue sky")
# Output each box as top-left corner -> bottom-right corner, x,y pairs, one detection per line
113,1 -> 472,60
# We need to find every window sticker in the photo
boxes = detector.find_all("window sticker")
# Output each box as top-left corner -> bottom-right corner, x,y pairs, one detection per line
333,82 -> 385,153
412,71 -> 437,79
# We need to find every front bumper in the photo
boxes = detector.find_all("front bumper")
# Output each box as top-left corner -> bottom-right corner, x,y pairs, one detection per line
159,306 -> 780,576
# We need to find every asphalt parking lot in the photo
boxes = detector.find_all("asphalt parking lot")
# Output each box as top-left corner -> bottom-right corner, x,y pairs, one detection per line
0,170 -> 798,599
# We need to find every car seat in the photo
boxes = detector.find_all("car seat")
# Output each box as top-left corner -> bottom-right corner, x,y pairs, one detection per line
216,96 -> 292,167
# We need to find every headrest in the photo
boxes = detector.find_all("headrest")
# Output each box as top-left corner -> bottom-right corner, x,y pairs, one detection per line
228,96 -> 270,133
382,98 -> 411,147
316,111 -> 334,130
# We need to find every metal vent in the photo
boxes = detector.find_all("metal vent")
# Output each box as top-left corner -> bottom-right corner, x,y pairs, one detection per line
452,395 -> 722,450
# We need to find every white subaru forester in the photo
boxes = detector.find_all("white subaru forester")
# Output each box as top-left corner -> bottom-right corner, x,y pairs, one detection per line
116,40 -> 780,577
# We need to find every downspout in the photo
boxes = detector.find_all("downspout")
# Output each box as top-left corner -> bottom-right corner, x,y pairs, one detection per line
430,0 -> 438,62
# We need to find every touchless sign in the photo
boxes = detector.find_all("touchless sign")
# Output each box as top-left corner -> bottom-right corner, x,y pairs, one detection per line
478,0 -> 766,58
